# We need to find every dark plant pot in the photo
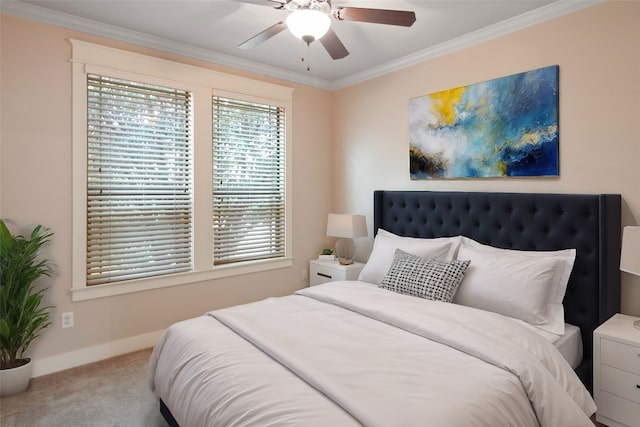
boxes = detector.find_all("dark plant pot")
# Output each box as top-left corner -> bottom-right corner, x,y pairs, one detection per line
0,358 -> 32,397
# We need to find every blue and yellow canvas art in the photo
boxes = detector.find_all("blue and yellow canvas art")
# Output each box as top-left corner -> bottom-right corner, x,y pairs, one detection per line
409,65 -> 559,179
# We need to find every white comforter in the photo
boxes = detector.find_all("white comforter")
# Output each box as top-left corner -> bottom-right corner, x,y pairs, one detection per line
149,281 -> 596,427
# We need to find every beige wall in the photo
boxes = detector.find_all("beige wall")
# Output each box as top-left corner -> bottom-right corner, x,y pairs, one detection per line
332,0 -> 640,316
0,15 -> 333,370
1,0 -> 639,372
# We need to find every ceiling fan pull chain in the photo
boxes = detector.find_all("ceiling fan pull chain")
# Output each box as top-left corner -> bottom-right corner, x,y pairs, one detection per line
299,42 -> 311,72
301,56 -> 310,72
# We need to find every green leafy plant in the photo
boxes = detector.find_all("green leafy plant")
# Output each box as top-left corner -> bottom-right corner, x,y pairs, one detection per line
0,219 -> 54,370
320,248 -> 333,255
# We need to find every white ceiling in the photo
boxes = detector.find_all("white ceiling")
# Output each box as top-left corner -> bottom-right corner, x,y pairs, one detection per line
2,0 -> 600,89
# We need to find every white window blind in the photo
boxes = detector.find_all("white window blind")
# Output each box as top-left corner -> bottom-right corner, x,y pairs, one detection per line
213,96 -> 286,265
86,74 -> 193,286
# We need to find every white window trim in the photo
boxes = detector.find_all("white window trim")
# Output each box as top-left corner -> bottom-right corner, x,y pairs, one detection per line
71,40 -> 293,302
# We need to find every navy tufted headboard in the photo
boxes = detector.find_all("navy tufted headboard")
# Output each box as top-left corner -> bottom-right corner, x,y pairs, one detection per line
373,190 -> 621,392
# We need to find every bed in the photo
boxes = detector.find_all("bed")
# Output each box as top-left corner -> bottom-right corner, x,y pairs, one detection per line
149,190 -> 621,427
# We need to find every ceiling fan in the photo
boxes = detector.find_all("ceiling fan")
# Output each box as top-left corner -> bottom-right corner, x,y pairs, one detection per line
236,0 -> 416,60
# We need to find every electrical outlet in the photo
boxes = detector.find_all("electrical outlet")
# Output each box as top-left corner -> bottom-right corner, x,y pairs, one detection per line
61,312 -> 74,329
302,269 -> 308,280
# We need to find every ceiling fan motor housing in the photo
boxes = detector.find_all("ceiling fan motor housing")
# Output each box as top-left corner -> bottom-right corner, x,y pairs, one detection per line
285,0 -> 332,14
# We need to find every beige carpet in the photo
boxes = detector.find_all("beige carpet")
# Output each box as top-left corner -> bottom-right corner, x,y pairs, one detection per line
0,348 -> 168,427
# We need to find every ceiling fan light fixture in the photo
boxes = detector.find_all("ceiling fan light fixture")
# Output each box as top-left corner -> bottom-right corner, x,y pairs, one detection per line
286,9 -> 331,43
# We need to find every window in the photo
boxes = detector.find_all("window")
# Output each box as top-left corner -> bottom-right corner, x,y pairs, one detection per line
71,40 -> 293,301
213,97 -> 285,265
86,75 -> 193,286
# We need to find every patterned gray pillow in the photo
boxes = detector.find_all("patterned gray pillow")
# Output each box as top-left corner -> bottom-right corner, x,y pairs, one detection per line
380,249 -> 470,302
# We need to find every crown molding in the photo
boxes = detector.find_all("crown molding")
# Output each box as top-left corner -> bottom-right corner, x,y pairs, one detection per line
0,0 -> 330,89
2,0 -> 603,92
328,0 -> 604,90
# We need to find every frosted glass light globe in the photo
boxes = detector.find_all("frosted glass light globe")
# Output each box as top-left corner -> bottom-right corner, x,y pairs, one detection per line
286,9 -> 331,43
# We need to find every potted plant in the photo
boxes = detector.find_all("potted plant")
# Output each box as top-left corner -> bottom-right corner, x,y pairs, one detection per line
318,248 -> 335,262
0,219 -> 54,397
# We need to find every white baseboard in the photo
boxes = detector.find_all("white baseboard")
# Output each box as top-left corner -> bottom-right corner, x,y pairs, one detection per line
32,329 -> 165,378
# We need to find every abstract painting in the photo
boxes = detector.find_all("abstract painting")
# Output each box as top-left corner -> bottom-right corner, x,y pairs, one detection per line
409,65 -> 559,179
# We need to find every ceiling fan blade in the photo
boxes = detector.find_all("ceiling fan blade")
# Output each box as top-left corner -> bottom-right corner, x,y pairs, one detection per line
238,22 -> 288,49
335,7 -> 416,27
319,27 -> 349,60
234,0 -> 286,9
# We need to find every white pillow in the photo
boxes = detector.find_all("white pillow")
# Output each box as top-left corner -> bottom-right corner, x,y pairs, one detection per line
358,229 -> 461,285
454,237 -> 576,335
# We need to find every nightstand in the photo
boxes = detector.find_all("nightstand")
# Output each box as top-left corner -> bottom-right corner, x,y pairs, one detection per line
309,260 -> 364,286
593,313 -> 640,427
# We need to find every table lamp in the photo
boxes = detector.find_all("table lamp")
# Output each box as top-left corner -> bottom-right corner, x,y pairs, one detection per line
620,226 -> 640,330
326,213 -> 367,265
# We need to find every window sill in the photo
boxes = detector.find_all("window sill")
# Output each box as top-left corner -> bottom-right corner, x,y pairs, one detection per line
70,257 -> 294,302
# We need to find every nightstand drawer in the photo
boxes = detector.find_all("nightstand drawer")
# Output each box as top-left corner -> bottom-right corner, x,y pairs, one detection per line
310,264 -> 338,285
601,365 -> 640,404
309,261 -> 364,286
597,390 -> 640,427
602,338 -> 640,375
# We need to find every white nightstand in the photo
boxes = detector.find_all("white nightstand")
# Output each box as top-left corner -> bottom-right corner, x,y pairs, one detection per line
309,260 -> 364,286
594,313 -> 640,427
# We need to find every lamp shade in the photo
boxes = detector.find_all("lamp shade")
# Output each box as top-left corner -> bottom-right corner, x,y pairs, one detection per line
326,214 -> 367,239
621,226 -> 640,276
286,9 -> 331,42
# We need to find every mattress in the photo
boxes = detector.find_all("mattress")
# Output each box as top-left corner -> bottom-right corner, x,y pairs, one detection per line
555,323 -> 583,369
513,319 -> 583,369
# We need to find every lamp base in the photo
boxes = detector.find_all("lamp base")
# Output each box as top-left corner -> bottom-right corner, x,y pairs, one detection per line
634,319 -> 640,330
335,238 -> 355,265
